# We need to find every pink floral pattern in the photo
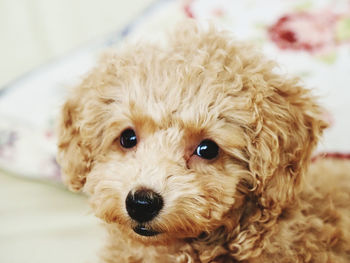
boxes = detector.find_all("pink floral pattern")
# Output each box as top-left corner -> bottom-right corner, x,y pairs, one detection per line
269,10 -> 350,53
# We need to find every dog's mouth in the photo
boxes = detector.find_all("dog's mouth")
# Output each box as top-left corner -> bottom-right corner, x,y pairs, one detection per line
133,225 -> 160,237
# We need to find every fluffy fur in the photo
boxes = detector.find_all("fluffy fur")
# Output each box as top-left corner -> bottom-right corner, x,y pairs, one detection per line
57,22 -> 350,262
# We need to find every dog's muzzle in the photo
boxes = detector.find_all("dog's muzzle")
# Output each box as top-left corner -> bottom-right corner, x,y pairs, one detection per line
125,188 -> 163,236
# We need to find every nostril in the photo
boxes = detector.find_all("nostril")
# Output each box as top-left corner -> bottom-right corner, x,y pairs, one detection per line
125,189 -> 163,223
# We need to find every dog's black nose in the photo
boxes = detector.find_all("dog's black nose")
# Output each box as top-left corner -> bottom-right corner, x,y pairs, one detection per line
125,189 -> 163,223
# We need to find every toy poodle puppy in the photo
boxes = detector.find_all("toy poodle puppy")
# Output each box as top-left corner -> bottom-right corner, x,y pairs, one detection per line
57,22 -> 350,262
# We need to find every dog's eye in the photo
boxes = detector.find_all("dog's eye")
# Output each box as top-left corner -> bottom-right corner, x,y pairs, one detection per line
195,139 -> 219,160
120,129 -> 137,149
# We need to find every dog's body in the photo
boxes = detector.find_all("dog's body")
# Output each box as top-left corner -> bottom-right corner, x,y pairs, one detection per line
57,22 -> 350,262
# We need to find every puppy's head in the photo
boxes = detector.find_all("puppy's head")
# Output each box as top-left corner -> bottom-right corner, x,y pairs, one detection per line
57,22 -> 327,244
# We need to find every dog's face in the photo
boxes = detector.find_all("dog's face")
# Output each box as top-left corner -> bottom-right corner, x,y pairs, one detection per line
57,23 -> 326,244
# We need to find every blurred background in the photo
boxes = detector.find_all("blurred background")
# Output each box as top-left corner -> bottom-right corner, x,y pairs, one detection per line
1,0 -> 349,262
0,0 -> 155,87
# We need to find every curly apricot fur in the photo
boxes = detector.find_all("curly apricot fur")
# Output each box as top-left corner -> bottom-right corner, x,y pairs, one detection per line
57,21 -> 349,262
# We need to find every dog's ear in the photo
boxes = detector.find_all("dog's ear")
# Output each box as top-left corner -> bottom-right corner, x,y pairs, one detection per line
57,95 -> 93,192
56,52 -> 125,192
246,78 -> 328,210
